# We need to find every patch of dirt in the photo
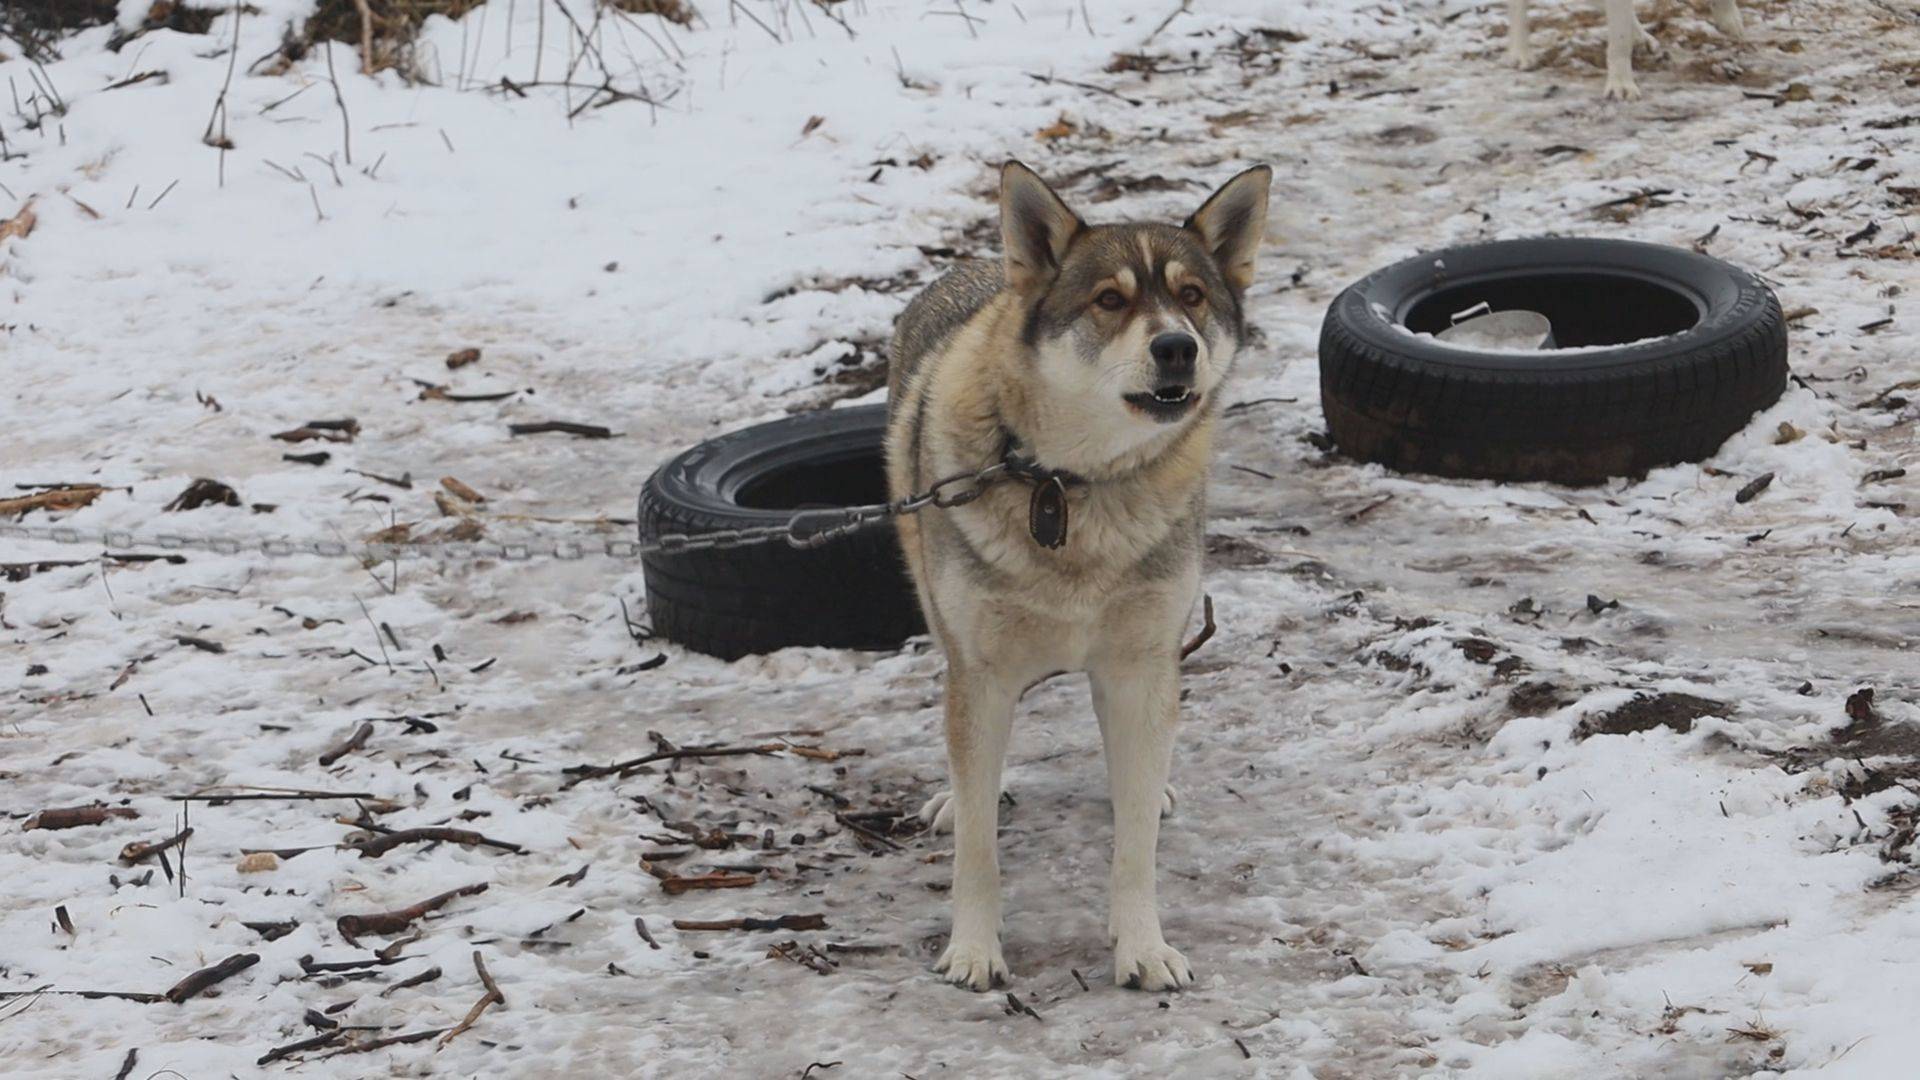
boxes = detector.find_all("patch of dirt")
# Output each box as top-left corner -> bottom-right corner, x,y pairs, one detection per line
1205,533 -> 1273,569
1509,681 -> 1576,717
605,0 -> 693,25
1576,692 -> 1727,738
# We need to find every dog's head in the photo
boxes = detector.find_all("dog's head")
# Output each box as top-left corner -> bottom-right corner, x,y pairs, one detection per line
999,159 -> 1271,469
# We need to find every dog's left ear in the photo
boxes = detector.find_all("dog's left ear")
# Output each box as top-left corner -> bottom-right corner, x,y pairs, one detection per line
1184,165 -> 1272,292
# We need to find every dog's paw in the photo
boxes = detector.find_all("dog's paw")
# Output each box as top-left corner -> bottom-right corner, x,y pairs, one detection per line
1505,43 -> 1536,69
1635,27 -> 1664,57
1603,71 -> 1642,100
1114,938 -> 1194,992
918,790 -> 957,833
934,937 -> 1009,991
1160,784 -> 1179,819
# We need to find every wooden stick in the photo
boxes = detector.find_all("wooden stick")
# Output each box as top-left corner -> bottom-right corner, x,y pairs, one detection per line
1180,593 -> 1216,660
0,988 -> 163,1003
257,1030 -> 344,1066
120,827 -> 193,864
348,827 -> 524,858
164,952 -> 259,1003
23,804 -> 138,830
172,788 -> 378,802
318,721 -> 375,766
337,883 -> 488,945
641,861 -> 758,894
320,1027 -> 450,1059
561,743 -> 785,785
671,914 -> 828,932
0,485 -> 105,517
435,952 -> 505,1049
378,964 -> 442,998
508,421 -> 614,438
353,0 -> 375,74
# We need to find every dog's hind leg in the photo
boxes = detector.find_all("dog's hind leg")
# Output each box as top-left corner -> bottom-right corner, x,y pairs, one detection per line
1708,0 -> 1745,41
1091,656 -> 1193,991
1602,0 -> 1642,99
1632,9 -> 1664,57
931,664 -> 1017,991
1505,0 -> 1534,68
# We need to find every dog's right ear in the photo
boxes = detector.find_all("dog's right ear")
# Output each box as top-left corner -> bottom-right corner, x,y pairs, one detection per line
1000,161 -> 1083,293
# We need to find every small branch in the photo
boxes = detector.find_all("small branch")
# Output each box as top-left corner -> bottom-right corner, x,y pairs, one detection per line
353,0 -> 375,74
336,883 -> 488,945
561,742 -> 785,786
436,952 -> 505,1049
23,804 -> 138,830
323,41 -> 353,165
164,952 -> 259,1003
508,420 -> 614,438
258,1031 -> 345,1066
671,914 -> 828,932
378,964 -> 442,998
348,827 -> 525,858
318,720 -> 375,766
120,827 -> 193,865
642,863 -> 757,895
1179,593 -> 1215,660
320,1027 -> 450,1059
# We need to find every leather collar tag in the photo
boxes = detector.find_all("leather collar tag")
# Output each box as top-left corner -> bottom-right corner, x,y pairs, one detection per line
1028,475 -> 1069,550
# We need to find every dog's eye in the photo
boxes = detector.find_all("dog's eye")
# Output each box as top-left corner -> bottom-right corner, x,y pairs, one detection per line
1095,290 -> 1128,311
1178,285 -> 1205,306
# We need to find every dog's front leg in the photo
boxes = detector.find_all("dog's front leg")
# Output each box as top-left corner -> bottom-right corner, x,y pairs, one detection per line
1505,0 -> 1534,68
1709,0 -> 1745,41
1602,0 -> 1642,99
1091,656 -> 1193,991
932,662 -> 1017,990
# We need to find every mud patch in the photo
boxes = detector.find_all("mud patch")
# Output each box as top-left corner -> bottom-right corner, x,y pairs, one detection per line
1576,692 -> 1727,738
1509,681 -> 1577,718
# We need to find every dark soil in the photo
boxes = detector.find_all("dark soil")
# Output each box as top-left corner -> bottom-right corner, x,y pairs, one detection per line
1577,692 -> 1727,738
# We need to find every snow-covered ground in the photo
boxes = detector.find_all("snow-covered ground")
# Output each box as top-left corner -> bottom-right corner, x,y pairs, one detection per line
4,0 -> 1918,1075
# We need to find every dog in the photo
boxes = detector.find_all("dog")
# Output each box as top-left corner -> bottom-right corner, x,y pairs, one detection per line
1507,0 -> 1746,99
884,160 -> 1270,991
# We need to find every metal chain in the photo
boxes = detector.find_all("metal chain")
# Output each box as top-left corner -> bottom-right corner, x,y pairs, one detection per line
0,462 -> 1013,563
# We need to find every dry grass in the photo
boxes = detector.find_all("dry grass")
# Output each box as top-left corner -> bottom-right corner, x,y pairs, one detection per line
605,0 -> 693,26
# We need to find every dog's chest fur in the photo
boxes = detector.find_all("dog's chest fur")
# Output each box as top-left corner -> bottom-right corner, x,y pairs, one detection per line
886,267 -> 1211,654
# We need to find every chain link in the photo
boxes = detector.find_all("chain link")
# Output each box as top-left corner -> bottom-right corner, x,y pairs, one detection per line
0,461 -> 1015,564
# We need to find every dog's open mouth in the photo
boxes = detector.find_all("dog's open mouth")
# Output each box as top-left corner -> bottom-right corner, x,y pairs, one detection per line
1124,385 -> 1199,422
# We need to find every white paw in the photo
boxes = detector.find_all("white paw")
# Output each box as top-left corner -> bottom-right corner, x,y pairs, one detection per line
1506,43 -> 1536,69
1114,938 -> 1194,991
1160,784 -> 1179,819
934,937 -> 1009,991
1635,28 -> 1664,57
1604,72 -> 1641,100
918,789 -> 957,833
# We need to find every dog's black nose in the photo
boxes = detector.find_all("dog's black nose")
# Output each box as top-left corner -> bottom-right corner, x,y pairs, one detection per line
1150,332 -> 1198,377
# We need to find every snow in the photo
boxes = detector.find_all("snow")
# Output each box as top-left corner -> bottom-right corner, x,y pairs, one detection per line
4,0 -> 1919,1076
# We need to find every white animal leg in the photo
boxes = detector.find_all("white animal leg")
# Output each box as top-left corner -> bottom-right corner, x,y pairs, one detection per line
1603,0 -> 1642,99
1710,0 -> 1746,41
1091,657 -> 1192,991
930,665 -> 1017,991
1506,0 -> 1535,68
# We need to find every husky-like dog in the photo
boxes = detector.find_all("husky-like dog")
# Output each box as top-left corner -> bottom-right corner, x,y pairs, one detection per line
885,161 -> 1270,991
1507,0 -> 1746,99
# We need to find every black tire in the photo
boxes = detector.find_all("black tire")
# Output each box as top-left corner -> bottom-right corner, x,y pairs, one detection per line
1318,237 -> 1788,485
637,404 -> 924,660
